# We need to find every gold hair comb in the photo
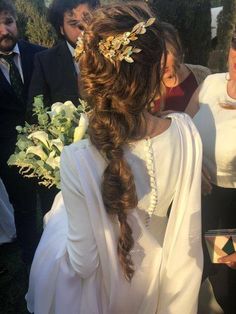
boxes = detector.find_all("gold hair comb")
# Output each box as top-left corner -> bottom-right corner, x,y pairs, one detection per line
74,17 -> 155,64
74,37 -> 85,61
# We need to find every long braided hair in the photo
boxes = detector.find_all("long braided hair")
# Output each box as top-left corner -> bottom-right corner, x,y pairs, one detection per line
78,1 -> 166,281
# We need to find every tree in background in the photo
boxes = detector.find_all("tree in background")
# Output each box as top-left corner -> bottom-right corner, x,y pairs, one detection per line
216,0 -> 236,71
211,0 -> 223,7
152,0 -> 211,66
13,0 -> 56,47
44,0 -> 52,7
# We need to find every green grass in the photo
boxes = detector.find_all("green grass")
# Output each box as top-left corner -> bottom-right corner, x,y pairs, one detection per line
0,241 -> 29,314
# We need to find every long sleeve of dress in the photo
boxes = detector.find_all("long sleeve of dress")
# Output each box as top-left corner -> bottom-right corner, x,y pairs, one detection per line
60,147 -> 99,279
156,114 -> 203,314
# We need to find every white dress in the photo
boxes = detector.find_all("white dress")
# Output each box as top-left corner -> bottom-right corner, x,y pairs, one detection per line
26,113 -> 203,314
0,178 -> 16,245
193,73 -> 236,188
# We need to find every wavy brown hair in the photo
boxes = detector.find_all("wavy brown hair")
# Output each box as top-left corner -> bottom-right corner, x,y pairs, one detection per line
79,1 -> 166,281
156,22 -> 184,109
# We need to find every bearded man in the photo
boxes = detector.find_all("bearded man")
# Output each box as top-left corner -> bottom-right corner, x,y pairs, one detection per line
28,0 -> 100,108
0,0 -> 45,266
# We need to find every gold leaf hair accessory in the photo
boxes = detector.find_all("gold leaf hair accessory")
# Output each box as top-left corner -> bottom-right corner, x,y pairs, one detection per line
74,17 -> 156,64
74,37 -> 85,62
98,17 -> 155,64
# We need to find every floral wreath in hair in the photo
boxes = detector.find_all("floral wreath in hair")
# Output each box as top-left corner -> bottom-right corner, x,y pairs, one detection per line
74,17 -> 156,64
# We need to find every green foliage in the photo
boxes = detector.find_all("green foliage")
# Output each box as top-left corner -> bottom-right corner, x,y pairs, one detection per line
152,0 -> 212,66
8,96 -> 88,189
211,0 -> 223,7
44,0 -> 53,7
13,0 -> 56,47
217,0 -> 236,71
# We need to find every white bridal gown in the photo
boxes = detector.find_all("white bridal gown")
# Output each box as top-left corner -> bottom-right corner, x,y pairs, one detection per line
0,178 -> 16,244
26,113 -> 203,314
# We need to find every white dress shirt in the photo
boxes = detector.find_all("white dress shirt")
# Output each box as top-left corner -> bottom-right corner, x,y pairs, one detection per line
66,41 -> 79,75
0,43 -> 24,83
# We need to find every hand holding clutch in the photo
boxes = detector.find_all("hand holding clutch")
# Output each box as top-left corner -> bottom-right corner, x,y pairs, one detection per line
205,229 -> 236,263
218,252 -> 236,269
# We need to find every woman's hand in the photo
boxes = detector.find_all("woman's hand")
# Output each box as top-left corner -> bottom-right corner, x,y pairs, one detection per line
202,165 -> 212,196
218,253 -> 236,269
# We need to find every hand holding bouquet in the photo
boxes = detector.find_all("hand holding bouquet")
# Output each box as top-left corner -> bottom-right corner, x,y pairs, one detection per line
8,96 -> 89,189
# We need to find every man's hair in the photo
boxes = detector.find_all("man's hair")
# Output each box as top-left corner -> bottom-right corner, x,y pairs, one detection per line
48,0 -> 99,36
0,0 -> 17,18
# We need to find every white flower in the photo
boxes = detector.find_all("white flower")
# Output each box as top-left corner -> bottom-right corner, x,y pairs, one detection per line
26,146 -> 48,161
8,97 -> 89,189
28,131 -> 50,149
50,138 -> 64,152
45,151 -> 60,170
48,101 -> 77,119
47,102 -> 63,118
73,113 -> 88,142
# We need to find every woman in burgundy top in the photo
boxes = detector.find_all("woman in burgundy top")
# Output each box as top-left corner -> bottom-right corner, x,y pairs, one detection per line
151,22 -> 211,113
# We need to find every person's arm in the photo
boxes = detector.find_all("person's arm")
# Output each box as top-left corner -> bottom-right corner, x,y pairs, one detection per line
201,165 -> 212,196
157,114 -> 203,313
185,85 -> 201,118
60,147 -> 99,279
218,253 -> 236,269
185,85 -> 212,195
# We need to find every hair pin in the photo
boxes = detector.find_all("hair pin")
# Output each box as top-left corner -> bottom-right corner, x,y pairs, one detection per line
74,17 -> 155,64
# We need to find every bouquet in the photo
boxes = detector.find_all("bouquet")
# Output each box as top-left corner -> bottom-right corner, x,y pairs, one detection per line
8,95 -> 89,189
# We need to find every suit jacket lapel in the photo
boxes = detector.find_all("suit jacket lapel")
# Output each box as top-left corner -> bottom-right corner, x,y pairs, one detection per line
0,63 -> 15,96
57,41 -> 78,93
18,41 -> 31,88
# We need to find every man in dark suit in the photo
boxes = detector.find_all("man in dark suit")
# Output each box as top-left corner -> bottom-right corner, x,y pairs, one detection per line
0,0 -> 45,266
27,0 -> 99,215
28,0 -> 100,108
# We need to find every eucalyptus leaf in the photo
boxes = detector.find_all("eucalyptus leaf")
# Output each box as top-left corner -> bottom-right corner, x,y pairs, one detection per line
7,96 -> 88,188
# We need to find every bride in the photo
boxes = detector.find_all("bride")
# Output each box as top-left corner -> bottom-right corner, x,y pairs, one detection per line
26,2 -> 203,313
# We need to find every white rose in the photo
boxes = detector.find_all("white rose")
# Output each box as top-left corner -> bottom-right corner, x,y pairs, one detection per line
47,102 -> 64,118
48,101 -> 77,119
61,101 -> 77,118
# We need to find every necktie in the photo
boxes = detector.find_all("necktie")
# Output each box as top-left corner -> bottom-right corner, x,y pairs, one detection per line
0,53 -> 25,103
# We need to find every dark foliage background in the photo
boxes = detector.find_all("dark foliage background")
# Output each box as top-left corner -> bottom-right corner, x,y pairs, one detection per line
152,0 -> 212,66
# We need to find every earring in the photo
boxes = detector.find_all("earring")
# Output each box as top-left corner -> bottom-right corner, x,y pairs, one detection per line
225,73 -> 231,81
